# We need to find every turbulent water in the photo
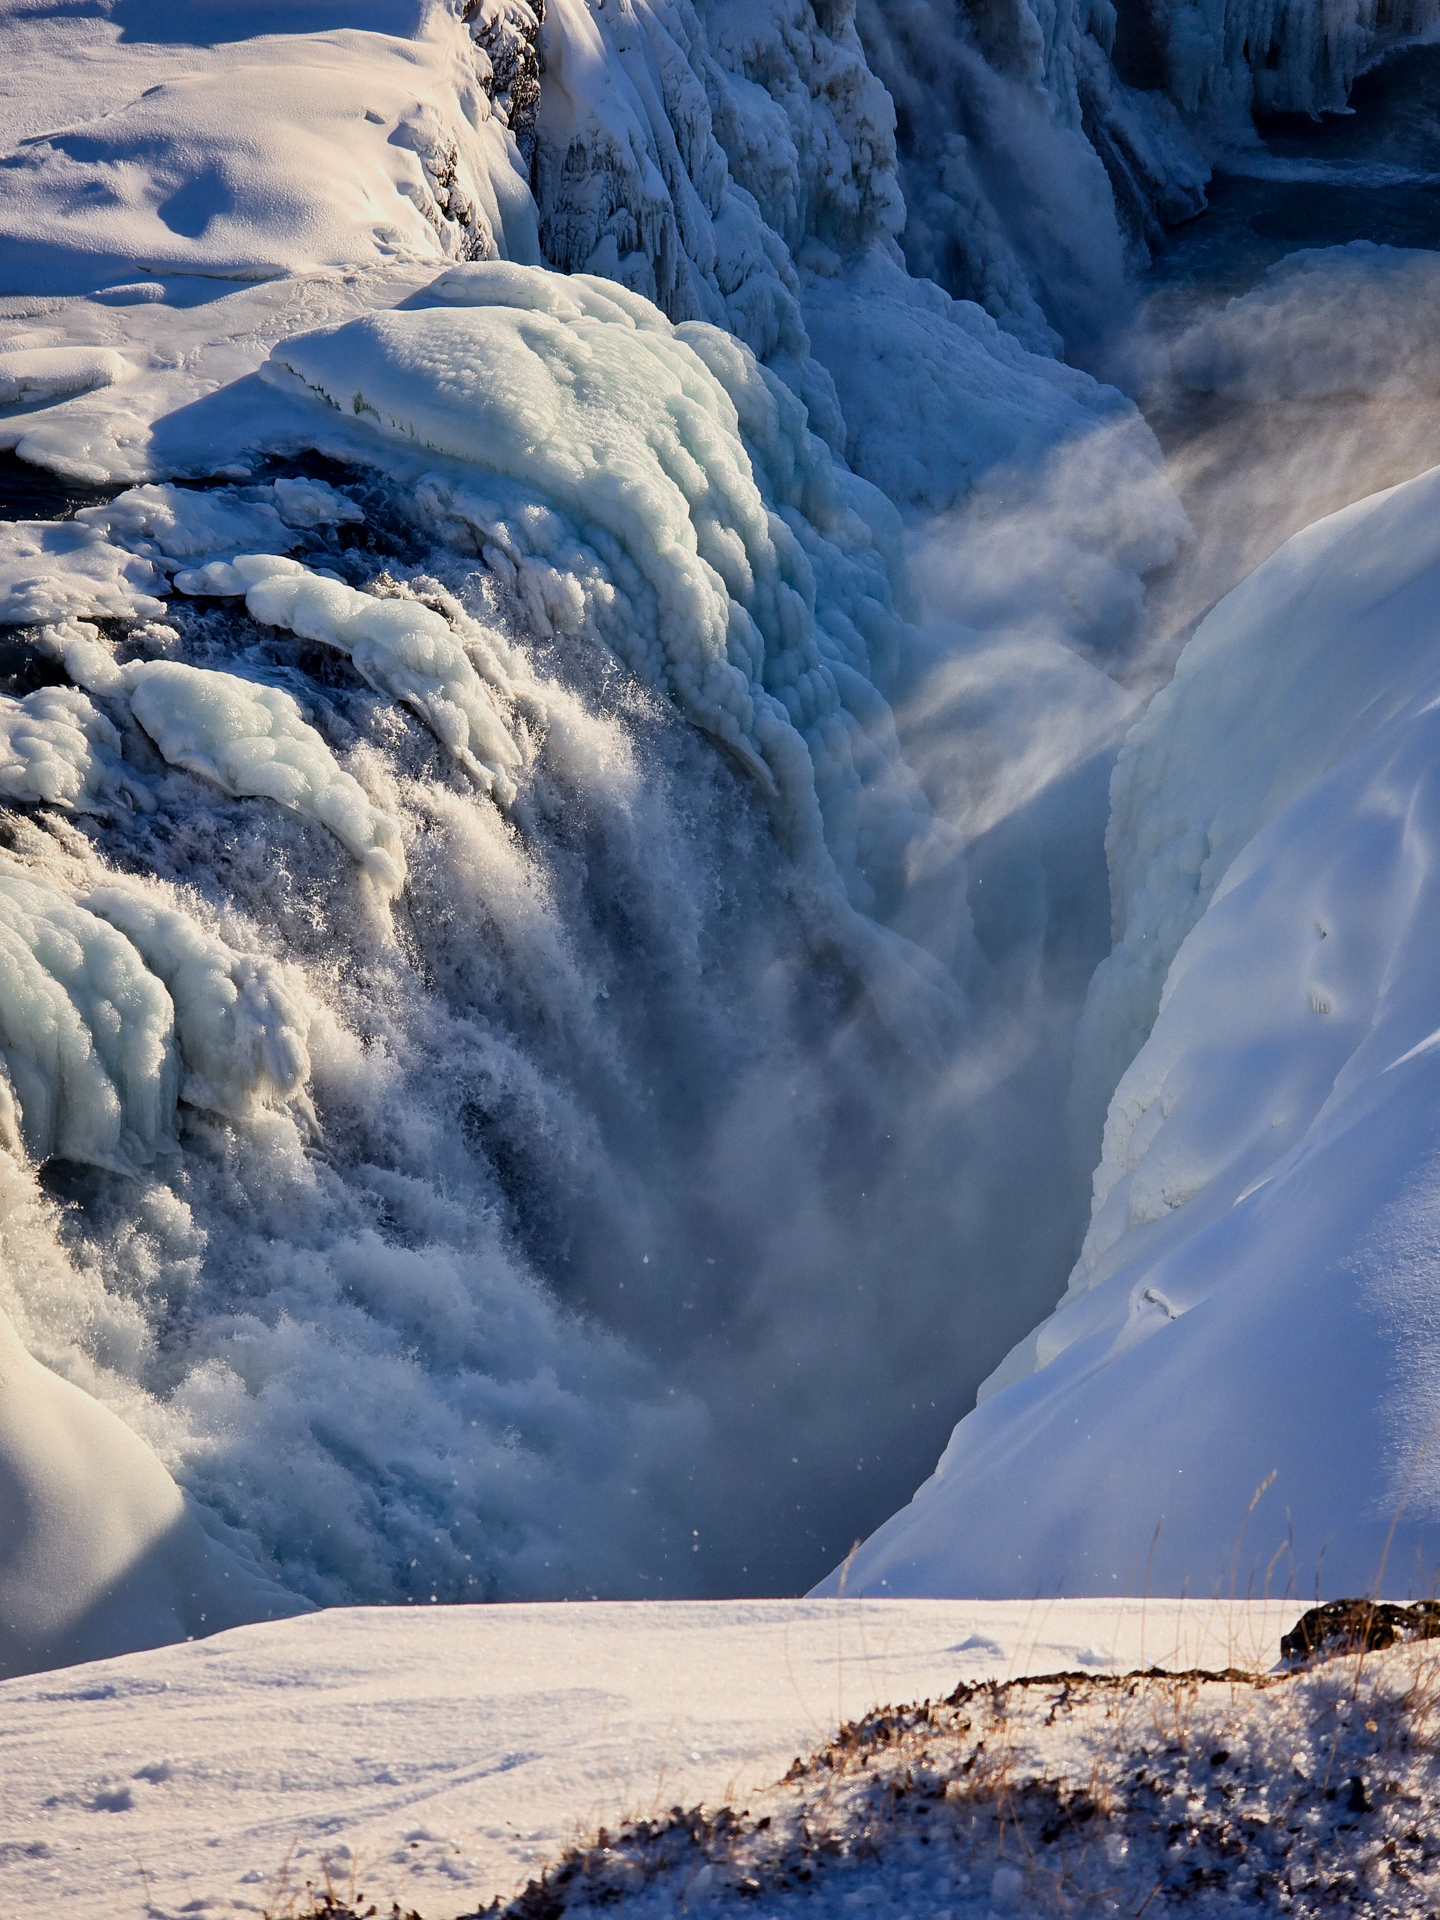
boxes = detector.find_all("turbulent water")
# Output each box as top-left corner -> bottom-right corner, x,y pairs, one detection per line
1,0 -> 1439,1633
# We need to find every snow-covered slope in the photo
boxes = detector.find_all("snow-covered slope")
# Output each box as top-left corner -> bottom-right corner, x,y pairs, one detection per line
826,462 -> 1440,1601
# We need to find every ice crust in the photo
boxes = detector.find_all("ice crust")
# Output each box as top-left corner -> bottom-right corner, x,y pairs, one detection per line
828,462 -> 1440,1601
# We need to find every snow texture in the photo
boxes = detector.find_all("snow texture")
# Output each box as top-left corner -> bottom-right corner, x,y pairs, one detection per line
0,11 -> 539,294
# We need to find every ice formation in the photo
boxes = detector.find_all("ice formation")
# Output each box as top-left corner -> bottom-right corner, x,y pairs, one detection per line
0,521 -> 166,627
0,684 -> 146,815
126,662 -> 408,893
174,552 -> 524,805
82,887 -> 315,1126
261,262 -> 933,906
77,477 -> 366,565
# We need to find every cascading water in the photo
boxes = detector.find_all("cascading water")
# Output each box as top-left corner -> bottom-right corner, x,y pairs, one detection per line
1,0 -> 1437,1662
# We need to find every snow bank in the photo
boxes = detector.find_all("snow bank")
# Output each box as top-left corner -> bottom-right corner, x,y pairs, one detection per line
0,1597 -> 1294,1916
0,14 -> 538,294
260,263 -> 935,906
1171,243 -> 1440,403
126,662 -> 407,893
1077,460 -> 1440,1135
828,463 -> 1440,1601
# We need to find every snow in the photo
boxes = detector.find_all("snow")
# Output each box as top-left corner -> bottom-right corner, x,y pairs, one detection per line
0,345 -> 125,405
0,16 -> 536,292
0,1595 -> 1297,1919
830,461 -> 1440,1603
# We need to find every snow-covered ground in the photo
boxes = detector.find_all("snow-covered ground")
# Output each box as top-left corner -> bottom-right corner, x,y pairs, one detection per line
0,1596 -> 1298,1919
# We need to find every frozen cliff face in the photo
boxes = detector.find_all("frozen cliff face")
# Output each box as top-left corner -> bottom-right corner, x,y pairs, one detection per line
1131,0 -> 1440,121
853,0 -> 1209,357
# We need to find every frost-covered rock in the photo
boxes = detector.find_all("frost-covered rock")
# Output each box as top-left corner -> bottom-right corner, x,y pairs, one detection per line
125,663 -> 407,894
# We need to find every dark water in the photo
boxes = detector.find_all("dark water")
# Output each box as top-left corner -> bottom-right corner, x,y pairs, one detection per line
1151,44 -> 1440,299
0,451 -> 121,521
